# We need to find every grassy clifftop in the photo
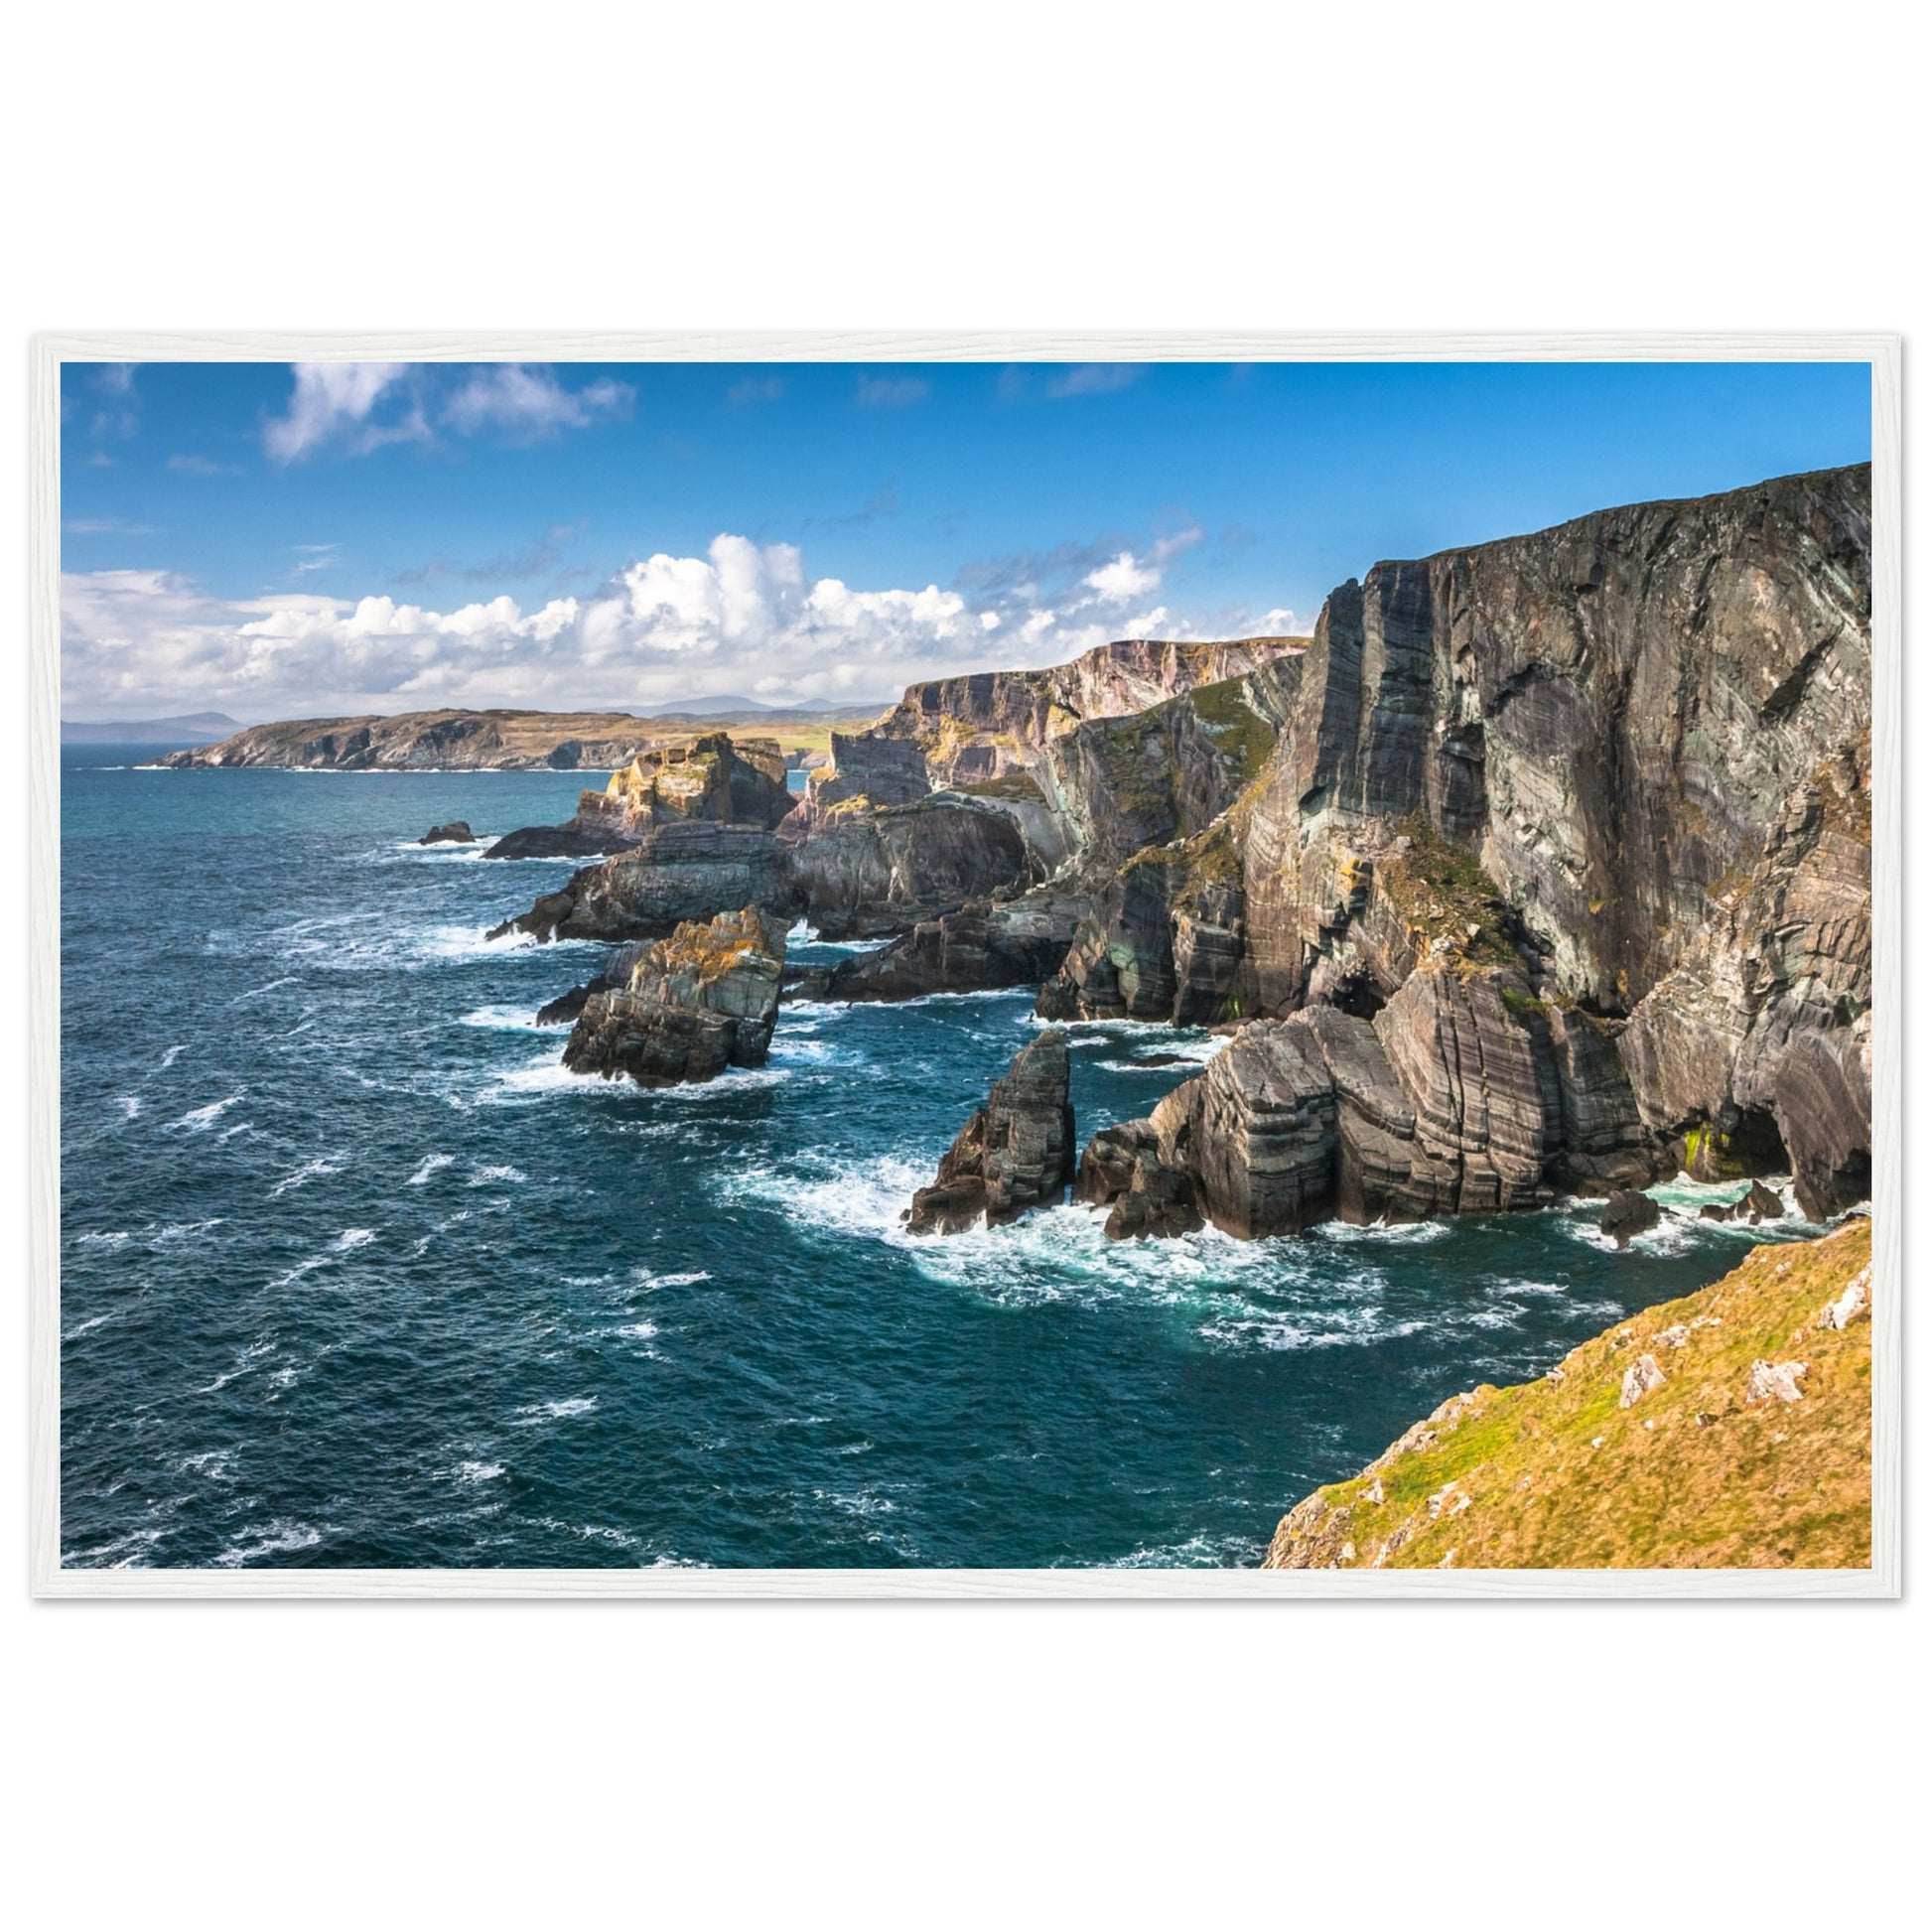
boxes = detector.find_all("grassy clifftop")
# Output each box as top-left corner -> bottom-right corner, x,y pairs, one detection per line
1264,1219 -> 1872,1571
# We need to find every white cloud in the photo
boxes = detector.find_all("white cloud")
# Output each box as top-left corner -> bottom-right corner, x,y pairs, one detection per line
62,531 -> 1309,721
442,366 -> 633,440
726,374 -> 785,406
1083,551 -> 1162,602
265,364 -> 413,462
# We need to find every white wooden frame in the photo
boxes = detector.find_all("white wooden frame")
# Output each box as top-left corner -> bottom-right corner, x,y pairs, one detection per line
28,331 -> 1903,1598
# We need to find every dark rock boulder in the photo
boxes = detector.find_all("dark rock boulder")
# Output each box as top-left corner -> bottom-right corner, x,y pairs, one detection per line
904,1031 -> 1076,1234
1600,1190 -> 1662,1248
1074,1120 -> 1203,1240
419,821 -> 474,845
562,908 -> 786,1088
1699,1179 -> 1787,1226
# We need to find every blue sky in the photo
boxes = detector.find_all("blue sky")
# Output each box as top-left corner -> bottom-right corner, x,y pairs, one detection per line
60,358 -> 1871,720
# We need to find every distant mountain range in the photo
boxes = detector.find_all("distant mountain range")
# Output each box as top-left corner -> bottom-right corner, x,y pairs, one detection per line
62,712 -> 241,745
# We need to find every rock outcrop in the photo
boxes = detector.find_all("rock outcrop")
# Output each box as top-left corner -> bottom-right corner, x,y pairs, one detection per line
1599,1190 -> 1662,1248
487,821 -> 799,944
419,820 -> 473,845
561,907 -> 785,1087
1076,959 -> 1664,1240
903,1031 -> 1076,1233
788,891 -> 1089,1003
483,732 -> 793,859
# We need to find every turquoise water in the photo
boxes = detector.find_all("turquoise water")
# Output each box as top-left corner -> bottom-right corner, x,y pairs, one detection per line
58,749 -> 1828,1569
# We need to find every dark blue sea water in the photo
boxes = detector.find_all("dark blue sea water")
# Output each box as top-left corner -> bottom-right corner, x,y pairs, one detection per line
59,747 -> 1829,1570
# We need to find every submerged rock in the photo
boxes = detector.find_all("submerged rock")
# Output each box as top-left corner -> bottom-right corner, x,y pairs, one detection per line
419,820 -> 473,845
561,907 -> 786,1087
904,1031 -> 1076,1234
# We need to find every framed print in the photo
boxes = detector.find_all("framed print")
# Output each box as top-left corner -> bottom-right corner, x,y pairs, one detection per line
29,333 -> 1900,1596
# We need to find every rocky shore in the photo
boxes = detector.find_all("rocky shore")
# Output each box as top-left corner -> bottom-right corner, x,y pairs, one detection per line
467,463 -> 1871,1251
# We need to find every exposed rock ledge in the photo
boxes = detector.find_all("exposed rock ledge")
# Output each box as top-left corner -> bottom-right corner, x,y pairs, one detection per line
561,906 -> 785,1087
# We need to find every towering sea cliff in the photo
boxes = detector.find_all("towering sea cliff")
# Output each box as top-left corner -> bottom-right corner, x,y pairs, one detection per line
1059,465 -> 1872,1231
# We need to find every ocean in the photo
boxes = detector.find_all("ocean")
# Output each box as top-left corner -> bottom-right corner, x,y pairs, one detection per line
57,748 -> 1829,1570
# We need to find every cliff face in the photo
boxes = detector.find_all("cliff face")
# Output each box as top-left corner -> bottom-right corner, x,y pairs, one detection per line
1261,1219 -> 1872,1570
1056,465 -> 1872,1228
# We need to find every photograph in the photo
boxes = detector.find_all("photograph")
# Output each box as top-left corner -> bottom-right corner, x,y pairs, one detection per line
42,345 -> 1890,1587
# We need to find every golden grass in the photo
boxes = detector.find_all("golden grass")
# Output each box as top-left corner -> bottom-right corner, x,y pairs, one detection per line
1264,1219 -> 1872,1571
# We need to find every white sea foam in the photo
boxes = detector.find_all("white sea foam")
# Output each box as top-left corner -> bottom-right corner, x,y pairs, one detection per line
407,1153 -> 456,1185
115,1095 -> 142,1121
212,1521 -> 325,1567
633,1269 -> 711,1290
231,975 -> 297,1004
513,1396 -> 600,1425
454,1460 -> 506,1484
151,1218 -> 226,1244
616,1319 -> 660,1341
75,1229 -> 130,1249
459,1004 -> 550,1034
469,1164 -> 527,1187
198,1338 -> 278,1393
175,1449 -> 239,1483
63,1311 -> 118,1339
160,1044 -> 187,1069
269,1256 -> 329,1289
331,1227 -> 376,1252
167,1093 -> 243,1133
270,1157 -> 343,1197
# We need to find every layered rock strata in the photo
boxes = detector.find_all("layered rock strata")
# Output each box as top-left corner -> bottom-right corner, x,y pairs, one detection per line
562,907 -> 785,1087
1057,463 -> 1872,1226
903,1031 -> 1076,1234
1077,961 -> 1661,1241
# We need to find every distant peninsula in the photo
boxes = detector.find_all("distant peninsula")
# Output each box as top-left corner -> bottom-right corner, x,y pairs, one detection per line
150,704 -> 880,772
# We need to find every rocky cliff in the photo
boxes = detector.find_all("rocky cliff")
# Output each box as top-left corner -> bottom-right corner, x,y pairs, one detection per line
1260,1218 -> 1872,1570
1058,465 -> 1872,1230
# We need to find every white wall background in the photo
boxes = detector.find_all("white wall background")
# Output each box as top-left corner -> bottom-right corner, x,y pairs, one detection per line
5,6 -> 1925,1925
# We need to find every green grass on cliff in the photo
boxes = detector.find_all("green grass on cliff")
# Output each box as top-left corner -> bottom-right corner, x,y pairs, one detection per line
1265,1220 -> 1873,1571
1186,676 -> 1278,784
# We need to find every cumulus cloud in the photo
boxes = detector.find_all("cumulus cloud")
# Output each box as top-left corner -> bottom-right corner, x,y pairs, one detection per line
62,529 -> 1311,721
1083,551 -> 1161,601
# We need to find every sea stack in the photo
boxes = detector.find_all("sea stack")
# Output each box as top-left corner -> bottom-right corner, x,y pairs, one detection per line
561,906 -> 786,1087
904,1031 -> 1076,1234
